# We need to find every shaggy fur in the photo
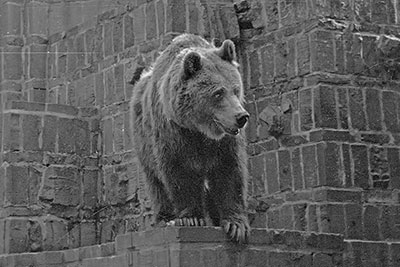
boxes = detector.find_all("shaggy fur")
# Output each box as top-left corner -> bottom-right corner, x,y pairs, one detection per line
130,34 -> 250,242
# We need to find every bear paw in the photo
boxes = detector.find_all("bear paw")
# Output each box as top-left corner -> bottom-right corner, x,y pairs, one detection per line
222,217 -> 250,243
169,217 -> 206,227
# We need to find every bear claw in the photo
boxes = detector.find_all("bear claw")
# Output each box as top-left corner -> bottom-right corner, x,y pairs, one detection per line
170,217 -> 206,227
222,219 -> 250,243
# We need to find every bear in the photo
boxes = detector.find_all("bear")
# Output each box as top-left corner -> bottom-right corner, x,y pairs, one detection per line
130,34 -> 250,242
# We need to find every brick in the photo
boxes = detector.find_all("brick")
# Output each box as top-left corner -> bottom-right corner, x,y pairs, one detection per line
168,0 -> 186,33
113,18 -> 123,53
336,87 -> 349,129
67,38 -> 77,74
4,219 -> 30,253
314,85 -> 337,128
278,150 -> 292,191
297,34 -> 311,75
4,45 -> 22,80
299,88 -> 313,131
275,40 -> 288,78
292,148 -> 303,190
27,1 -> 48,35
293,203 -> 307,231
133,6 -> 146,43
146,2 -> 157,40
365,88 -> 383,130
105,68 -> 116,105
80,222 -> 97,247
249,50 -> 261,88
280,205 -> 293,229
5,165 -> 29,205
265,151 -> 279,194
382,91 -> 400,132
58,118 -> 75,153
265,0 -> 279,31
351,145 -> 369,189
381,205 -> 398,240
371,0 -> 388,24
317,142 -> 341,187
302,145 -> 318,188
103,118 -> 113,155
0,3 -> 21,36
43,220 -> 68,251
320,204 -> 345,234
76,34 -> 85,69
363,205 -> 380,240
22,114 -> 41,151
311,30 -> 334,72
95,72 -> 105,106
114,64 -> 125,102
104,22 -> 113,57
124,15 -> 135,49
344,204 -> 362,239
3,113 -> 21,151
250,155 -> 266,195
349,88 -> 366,130
261,45 -> 274,84
388,148 -> 400,189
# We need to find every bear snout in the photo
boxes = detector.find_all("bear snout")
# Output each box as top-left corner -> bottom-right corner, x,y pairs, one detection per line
235,112 -> 249,129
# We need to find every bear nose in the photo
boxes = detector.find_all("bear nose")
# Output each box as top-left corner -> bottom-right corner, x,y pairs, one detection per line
236,113 -> 249,129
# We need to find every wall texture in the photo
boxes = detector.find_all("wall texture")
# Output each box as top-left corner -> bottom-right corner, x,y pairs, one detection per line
1,0 -> 400,266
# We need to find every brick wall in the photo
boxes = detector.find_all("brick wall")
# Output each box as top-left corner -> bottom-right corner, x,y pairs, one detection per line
241,0 -> 400,243
1,0 -> 400,266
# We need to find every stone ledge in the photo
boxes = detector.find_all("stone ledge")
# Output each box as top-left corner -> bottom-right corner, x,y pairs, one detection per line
0,227 -> 346,267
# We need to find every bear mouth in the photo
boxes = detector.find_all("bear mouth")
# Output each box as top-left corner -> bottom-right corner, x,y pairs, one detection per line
214,120 -> 240,135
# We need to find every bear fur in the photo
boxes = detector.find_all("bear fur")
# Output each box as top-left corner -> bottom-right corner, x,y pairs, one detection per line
130,34 -> 250,242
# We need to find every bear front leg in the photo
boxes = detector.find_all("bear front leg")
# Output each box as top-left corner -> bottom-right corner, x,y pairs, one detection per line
163,167 -> 207,227
207,167 -> 250,243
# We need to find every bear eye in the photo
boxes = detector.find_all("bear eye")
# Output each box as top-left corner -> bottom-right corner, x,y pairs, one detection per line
213,88 -> 225,99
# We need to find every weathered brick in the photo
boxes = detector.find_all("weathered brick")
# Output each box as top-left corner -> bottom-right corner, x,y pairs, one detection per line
320,204 -> 345,234
388,148 -> 400,189
104,22 -> 113,57
293,203 -> 307,231
249,50 -> 261,88
145,2 -> 157,40
382,91 -> 400,132
265,0 -> 279,31
336,87 -> 349,129
124,15 -> 135,49
314,85 -> 337,129
43,220 -> 68,251
351,145 -> 369,189
250,155 -> 266,195
345,204 -> 362,239
371,0 -> 388,24
75,33 -> 85,69
0,3 -> 21,36
278,150 -> 292,191
22,114 -> 41,151
297,34 -> 310,75
302,145 -> 318,188
95,72 -> 105,106
4,45 -> 22,80
349,88 -> 366,130
317,142 -> 341,187
27,1 -> 48,35
292,148 -> 303,190
133,5 -> 146,43
275,40 -> 288,78
113,17 -> 123,53
105,68 -> 116,105
114,64 -> 125,102
365,88 -> 382,130
363,205 -> 380,240
299,88 -> 313,131
265,151 -> 279,194
103,118 -> 113,155
4,219 -> 30,253
261,45 -> 274,84
311,30 -> 335,72
280,205 -> 293,229
5,165 -> 29,205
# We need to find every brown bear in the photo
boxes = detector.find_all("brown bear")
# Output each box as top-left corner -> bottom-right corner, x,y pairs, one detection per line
130,34 -> 250,242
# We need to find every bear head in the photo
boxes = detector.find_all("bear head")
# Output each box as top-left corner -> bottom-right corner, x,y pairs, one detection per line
165,39 -> 249,140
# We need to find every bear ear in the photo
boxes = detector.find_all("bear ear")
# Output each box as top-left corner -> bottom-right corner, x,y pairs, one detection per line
215,39 -> 236,62
183,51 -> 202,78
212,38 -> 222,48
